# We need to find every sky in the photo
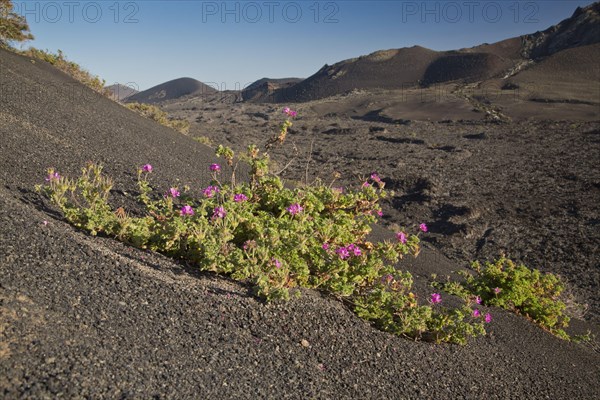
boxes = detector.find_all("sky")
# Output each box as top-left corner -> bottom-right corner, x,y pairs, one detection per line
13,0 -> 597,91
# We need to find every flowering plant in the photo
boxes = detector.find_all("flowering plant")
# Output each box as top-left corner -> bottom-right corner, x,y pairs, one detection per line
38,108 -> 489,344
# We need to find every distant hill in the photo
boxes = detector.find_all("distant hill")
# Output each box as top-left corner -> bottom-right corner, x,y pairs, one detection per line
105,83 -> 139,101
258,2 -> 599,103
242,78 -> 302,102
521,2 -> 600,59
127,77 -> 218,104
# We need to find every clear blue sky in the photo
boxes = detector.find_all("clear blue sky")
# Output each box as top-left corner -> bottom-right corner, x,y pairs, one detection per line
13,0 -> 597,91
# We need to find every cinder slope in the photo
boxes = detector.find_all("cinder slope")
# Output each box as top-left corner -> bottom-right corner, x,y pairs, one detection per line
1,48 -> 599,398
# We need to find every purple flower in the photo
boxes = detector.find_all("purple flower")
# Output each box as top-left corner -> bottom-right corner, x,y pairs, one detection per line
243,240 -> 256,251
283,107 -> 297,117
272,258 -> 282,269
382,274 -> 394,285
396,232 -> 407,244
430,293 -> 442,304
336,247 -> 350,260
233,193 -> 248,202
322,243 -> 330,250
287,203 -> 304,215
475,295 -> 482,305
213,206 -> 226,219
493,287 -> 502,294
45,172 -> 60,182
168,188 -> 180,198
180,205 -> 194,216
473,309 -> 481,318
419,223 -> 428,232
347,244 -> 362,257
370,172 -> 381,183
142,164 -> 153,173
485,313 -> 492,323
203,185 -> 220,198
209,163 -> 221,172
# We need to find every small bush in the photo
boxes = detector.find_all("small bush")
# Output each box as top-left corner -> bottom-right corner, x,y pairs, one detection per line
126,102 -> 190,134
19,48 -> 108,95
194,136 -> 213,146
434,257 -> 572,339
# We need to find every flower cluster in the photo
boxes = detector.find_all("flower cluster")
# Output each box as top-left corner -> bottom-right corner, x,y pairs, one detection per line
282,107 -> 297,118
287,203 -> 303,215
336,244 -> 362,260
203,185 -> 220,198
233,193 -> 248,202
180,205 -> 194,216
45,171 -> 61,182
213,206 -> 226,219
168,187 -> 180,198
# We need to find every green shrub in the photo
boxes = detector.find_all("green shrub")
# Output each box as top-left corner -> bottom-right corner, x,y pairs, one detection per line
434,257 -> 572,339
38,109 -> 489,344
19,48 -> 108,95
194,136 -> 213,146
126,102 -> 190,134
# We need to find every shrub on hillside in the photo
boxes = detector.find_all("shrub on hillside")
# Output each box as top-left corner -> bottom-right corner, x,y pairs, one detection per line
20,48 -> 108,95
125,102 -> 190,134
38,108 -> 493,344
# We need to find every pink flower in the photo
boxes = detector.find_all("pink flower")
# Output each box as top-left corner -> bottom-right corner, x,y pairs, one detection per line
45,172 -> 60,182
142,164 -> 153,173
419,223 -> 428,232
42,220 -> 49,226
213,206 -> 226,219
370,172 -> 381,183
382,274 -> 394,285
485,313 -> 492,323
203,185 -> 220,198
430,293 -> 442,304
347,244 -> 362,257
473,309 -> 481,318
475,295 -> 482,305
180,205 -> 194,216
376,210 -> 383,217
169,188 -> 180,198
336,247 -> 350,260
272,258 -> 282,269
396,232 -> 407,244
362,182 -> 371,188
233,193 -> 248,202
493,287 -> 502,294
243,240 -> 256,251
287,203 -> 303,215
209,163 -> 221,172
283,107 -> 297,117
322,243 -> 330,250
333,187 -> 344,194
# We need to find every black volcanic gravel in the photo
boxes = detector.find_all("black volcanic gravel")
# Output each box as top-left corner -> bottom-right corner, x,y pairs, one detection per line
1,49 -> 600,399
